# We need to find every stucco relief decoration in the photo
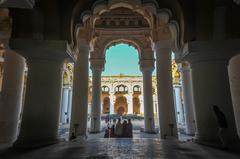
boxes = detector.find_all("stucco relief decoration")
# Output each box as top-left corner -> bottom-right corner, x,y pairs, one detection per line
63,63 -> 73,86
172,60 -> 181,84
76,0 -> 182,61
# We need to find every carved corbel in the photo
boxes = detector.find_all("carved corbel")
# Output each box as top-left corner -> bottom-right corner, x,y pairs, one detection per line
151,10 -> 172,43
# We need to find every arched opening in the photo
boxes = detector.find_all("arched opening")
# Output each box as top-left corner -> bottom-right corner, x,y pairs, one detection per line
103,43 -> 141,76
114,96 -> 128,115
133,97 -> 140,115
102,97 -> 110,114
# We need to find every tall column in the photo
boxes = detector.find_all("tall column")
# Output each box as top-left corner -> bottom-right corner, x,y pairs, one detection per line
0,9 -> 26,144
109,93 -> 114,114
180,62 -> 196,135
9,39 -> 68,147
155,42 -> 178,139
60,87 -> 69,124
0,49 -> 25,144
90,58 -> 104,133
70,41 -> 90,138
67,88 -> 73,123
140,59 -> 155,133
127,95 -> 133,114
174,86 -> 185,125
182,41 -> 239,145
140,95 -> 144,114
228,55 -> 240,138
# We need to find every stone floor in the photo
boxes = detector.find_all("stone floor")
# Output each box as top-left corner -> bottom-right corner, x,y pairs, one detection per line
1,135 -> 240,159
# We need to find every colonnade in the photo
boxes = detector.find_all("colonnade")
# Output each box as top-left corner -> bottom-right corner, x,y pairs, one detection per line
0,39 -> 240,147
0,18 -> 239,149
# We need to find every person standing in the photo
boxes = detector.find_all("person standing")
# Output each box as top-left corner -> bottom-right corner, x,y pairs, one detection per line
126,119 -> 133,138
115,118 -> 123,137
122,120 -> 128,137
213,105 -> 228,149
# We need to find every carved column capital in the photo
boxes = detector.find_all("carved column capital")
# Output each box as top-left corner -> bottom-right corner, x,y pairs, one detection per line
140,59 -> 155,73
90,58 -> 105,72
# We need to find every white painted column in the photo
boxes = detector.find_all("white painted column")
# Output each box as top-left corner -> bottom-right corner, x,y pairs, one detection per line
67,88 -> 72,123
141,60 -> 155,133
155,43 -> 178,139
70,42 -> 90,138
127,95 -> 133,114
181,62 -> 196,135
140,95 -> 144,114
90,68 -> 102,133
109,93 -> 114,114
0,49 -> 25,144
183,41 -> 238,145
9,39 -> 68,148
228,55 -> 240,138
15,58 -> 64,147
174,86 -> 184,125
60,87 -> 69,124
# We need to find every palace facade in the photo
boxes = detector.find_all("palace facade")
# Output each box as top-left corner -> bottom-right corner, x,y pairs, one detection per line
59,60 -> 185,127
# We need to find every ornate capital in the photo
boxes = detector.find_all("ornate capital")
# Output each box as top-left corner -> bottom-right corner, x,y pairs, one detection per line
76,26 -> 92,46
154,40 -> 172,51
152,10 -> 172,43
152,26 -> 172,43
90,58 -> 105,71
10,39 -> 70,61
181,40 -> 240,65
139,59 -> 155,72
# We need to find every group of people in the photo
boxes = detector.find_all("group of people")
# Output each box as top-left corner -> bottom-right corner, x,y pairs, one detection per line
104,118 -> 133,138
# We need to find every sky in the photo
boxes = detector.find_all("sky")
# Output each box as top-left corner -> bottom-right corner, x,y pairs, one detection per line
89,43 -> 174,76
102,44 -> 144,76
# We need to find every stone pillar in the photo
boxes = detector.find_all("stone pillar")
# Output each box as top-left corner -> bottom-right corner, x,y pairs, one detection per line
140,59 -> 155,133
9,39 -> 68,147
127,95 -> 133,114
67,88 -> 73,123
155,42 -> 178,139
182,41 -> 239,145
70,41 -> 90,138
0,8 -> 26,144
139,95 -> 144,114
174,86 -> 184,125
60,87 -> 69,124
228,55 -> 240,138
0,49 -> 25,144
180,62 -> 196,135
109,93 -> 114,114
90,59 -> 104,133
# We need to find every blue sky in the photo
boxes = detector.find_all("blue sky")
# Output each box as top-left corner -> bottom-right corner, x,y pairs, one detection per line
89,43 -> 174,76
103,44 -> 144,76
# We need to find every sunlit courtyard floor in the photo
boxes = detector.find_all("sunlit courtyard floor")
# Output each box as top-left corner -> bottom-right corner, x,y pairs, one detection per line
1,120 -> 240,159
1,130 -> 240,159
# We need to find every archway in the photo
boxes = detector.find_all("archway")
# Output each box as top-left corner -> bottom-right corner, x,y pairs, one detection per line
114,96 -> 128,115
102,97 -> 110,114
133,97 -> 140,115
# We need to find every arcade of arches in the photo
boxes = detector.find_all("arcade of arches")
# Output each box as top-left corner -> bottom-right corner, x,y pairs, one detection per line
0,0 -> 240,157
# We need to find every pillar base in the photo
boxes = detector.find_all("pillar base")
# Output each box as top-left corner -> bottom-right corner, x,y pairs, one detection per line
144,131 -> 157,134
89,131 -> 101,134
13,137 -> 60,148
140,127 -> 158,134
194,133 -> 239,148
70,136 -> 88,143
